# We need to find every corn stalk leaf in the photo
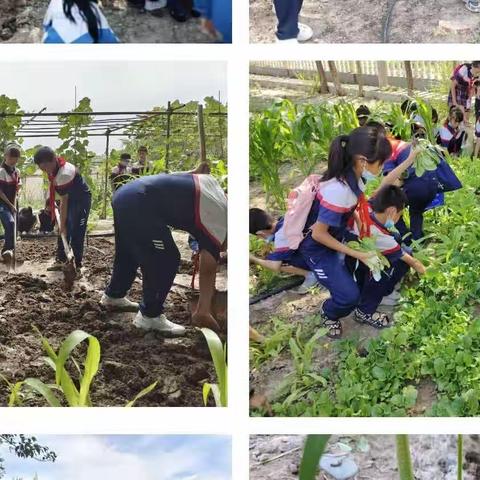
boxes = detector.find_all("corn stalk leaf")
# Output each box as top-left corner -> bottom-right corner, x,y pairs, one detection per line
125,381 -> 158,408
299,435 -> 331,480
23,378 -> 61,407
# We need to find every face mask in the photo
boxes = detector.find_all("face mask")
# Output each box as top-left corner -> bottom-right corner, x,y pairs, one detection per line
266,234 -> 275,243
362,165 -> 377,183
384,218 -> 395,229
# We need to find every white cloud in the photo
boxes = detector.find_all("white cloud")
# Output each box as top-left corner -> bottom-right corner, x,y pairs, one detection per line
2,436 -> 231,480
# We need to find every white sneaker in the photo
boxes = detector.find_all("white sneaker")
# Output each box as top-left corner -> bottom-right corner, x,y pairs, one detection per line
465,0 -> 480,13
133,311 -> 186,336
275,37 -> 298,43
295,272 -> 318,294
297,23 -> 313,42
100,293 -> 139,312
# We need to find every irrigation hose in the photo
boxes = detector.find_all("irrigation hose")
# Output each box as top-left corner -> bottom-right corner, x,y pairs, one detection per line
382,0 -> 399,43
249,276 -> 304,305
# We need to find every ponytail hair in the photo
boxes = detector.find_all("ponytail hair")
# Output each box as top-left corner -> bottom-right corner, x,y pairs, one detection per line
63,0 -> 100,43
322,126 -> 392,182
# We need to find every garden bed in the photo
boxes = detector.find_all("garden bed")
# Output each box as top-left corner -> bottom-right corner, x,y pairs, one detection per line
250,435 -> 480,479
250,0 -> 480,43
0,233 -> 227,407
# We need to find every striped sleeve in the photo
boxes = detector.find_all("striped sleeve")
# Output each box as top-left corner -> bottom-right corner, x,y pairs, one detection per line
371,225 -> 403,262
316,181 -> 355,227
54,162 -> 76,196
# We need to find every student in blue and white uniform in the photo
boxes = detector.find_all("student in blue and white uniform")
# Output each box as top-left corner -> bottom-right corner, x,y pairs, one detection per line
101,172 -> 227,337
43,0 -> 119,44
296,128 -> 391,338
249,208 -> 318,294
349,186 -> 426,329
438,106 -> 467,155
384,132 -> 439,244
0,143 -> 22,264
33,147 -> 92,273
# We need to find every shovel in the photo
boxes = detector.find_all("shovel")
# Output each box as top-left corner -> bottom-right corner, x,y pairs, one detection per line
54,208 -> 76,290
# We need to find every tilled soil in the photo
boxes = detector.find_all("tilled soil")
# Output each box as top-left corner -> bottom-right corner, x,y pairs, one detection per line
250,0 -> 480,43
0,0 -> 213,43
250,435 -> 480,480
0,235 -> 226,407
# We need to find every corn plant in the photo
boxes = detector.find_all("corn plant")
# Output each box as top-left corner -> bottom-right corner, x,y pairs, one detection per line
2,327 -> 157,407
458,434 -> 463,480
299,435 -> 331,480
396,435 -> 415,480
200,328 -> 227,407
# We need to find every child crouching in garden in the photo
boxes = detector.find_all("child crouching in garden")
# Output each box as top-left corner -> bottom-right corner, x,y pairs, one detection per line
43,0 -> 119,43
33,147 -> 91,276
249,208 -> 318,294
347,185 -> 426,330
297,127 -> 424,339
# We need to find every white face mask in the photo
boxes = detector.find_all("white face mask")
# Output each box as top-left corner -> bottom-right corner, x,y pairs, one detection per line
362,165 -> 377,182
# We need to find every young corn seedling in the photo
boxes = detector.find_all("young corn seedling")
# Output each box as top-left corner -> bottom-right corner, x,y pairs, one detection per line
200,328 -> 227,407
396,435 -> 415,480
347,236 -> 390,281
3,327 -> 157,407
299,435 -> 331,480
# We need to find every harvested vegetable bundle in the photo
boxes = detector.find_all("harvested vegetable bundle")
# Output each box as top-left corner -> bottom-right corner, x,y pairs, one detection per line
413,139 -> 443,177
347,236 -> 390,281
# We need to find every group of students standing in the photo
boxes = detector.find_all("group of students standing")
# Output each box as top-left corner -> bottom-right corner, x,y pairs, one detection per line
250,96 -> 468,339
43,0 -> 231,44
0,143 -> 227,336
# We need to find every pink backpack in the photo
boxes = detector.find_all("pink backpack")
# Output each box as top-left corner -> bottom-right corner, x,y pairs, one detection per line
283,174 -> 321,249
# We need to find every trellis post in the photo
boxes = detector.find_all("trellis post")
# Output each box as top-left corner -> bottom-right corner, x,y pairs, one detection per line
102,129 -> 110,220
198,104 -> 207,164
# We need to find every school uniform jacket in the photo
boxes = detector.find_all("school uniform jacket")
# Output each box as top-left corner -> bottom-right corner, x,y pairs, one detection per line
53,161 -> 91,201
0,165 -> 21,208
438,122 -> 465,154
299,174 -> 364,257
43,0 -> 119,44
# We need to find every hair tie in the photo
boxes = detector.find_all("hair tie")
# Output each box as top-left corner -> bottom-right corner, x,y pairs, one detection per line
340,135 -> 349,149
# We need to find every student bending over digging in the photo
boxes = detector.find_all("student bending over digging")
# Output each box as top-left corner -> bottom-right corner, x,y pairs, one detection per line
0,143 -> 22,266
249,208 -> 318,294
100,170 -> 227,336
33,147 -> 92,278
295,127 -> 425,339
43,0 -> 119,43
345,185 -> 426,333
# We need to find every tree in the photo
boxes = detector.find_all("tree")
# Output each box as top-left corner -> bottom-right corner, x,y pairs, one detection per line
0,435 -> 56,479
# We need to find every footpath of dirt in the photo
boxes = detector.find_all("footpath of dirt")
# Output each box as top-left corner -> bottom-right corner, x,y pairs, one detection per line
249,0 -> 480,43
0,0 -> 213,43
250,435 -> 480,480
0,234 -> 227,407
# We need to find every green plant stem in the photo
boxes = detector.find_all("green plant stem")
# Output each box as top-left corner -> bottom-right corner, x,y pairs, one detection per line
458,434 -> 463,480
299,434 -> 331,480
396,435 -> 415,480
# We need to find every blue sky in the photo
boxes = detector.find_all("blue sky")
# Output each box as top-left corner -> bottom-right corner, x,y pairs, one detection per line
0,60 -> 227,153
0,435 -> 231,480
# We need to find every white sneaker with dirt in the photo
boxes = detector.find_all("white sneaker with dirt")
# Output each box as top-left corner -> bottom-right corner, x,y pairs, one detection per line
297,23 -> 313,42
133,312 -> 186,336
1,250 -> 13,265
100,294 -> 139,312
296,272 -> 318,294
465,0 -> 480,12
275,37 -> 298,44
47,261 -> 65,272
380,290 -> 401,306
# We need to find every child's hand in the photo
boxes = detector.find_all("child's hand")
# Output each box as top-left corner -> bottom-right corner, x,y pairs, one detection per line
192,311 -> 221,332
415,262 -> 427,275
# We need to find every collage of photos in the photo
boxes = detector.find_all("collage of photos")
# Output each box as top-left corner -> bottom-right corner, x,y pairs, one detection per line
1,0 -> 480,479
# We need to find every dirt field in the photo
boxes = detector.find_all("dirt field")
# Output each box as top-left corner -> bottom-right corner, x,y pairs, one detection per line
250,435 -> 480,479
0,0 -> 213,43
250,0 -> 480,43
0,233 -> 227,407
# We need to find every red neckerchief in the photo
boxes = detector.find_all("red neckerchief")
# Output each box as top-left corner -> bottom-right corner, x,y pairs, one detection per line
358,193 -> 373,239
48,157 -> 66,221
